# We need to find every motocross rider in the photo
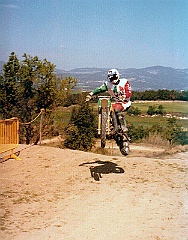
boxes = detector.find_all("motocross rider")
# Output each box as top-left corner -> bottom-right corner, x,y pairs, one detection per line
86,68 -> 132,132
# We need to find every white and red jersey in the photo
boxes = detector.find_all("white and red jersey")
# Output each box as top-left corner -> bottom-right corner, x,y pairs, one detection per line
90,78 -> 132,111
105,78 -> 132,102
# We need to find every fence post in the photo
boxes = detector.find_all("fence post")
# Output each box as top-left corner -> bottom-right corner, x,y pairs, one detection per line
39,108 -> 45,145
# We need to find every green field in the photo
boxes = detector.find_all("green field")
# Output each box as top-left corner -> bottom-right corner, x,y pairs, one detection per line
125,114 -> 188,129
126,101 -> 188,129
53,101 -> 188,131
132,101 -> 188,114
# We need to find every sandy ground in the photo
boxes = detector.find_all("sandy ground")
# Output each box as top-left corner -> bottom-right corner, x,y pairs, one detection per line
0,144 -> 188,240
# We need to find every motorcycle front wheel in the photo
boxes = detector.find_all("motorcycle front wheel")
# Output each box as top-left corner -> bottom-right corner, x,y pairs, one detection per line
101,109 -> 107,148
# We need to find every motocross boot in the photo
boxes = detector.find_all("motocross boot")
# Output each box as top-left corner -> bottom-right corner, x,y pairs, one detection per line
117,113 -> 128,133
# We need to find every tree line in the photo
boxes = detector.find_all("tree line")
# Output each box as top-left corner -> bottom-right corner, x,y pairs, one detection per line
131,89 -> 188,101
0,52 -> 77,143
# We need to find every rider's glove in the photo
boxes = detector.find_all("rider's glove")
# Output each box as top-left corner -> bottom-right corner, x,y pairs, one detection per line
86,94 -> 92,102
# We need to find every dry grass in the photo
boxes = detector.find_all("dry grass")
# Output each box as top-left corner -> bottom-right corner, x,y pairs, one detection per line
92,147 -> 113,156
143,132 -> 171,149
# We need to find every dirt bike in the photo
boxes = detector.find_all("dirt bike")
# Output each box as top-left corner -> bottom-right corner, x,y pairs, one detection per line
97,96 -> 130,156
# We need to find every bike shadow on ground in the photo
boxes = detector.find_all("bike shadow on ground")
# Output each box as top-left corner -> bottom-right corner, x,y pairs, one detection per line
79,160 -> 124,181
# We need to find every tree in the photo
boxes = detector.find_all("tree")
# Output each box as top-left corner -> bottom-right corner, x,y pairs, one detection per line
147,105 -> 165,116
127,106 -> 141,116
64,102 -> 96,151
156,105 -> 166,115
33,58 -> 57,110
1,52 -> 20,118
17,54 -> 41,144
18,54 -> 64,143
128,124 -> 148,142
147,105 -> 156,116
1,52 -> 74,144
55,76 -> 78,106
157,89 -> 170,100
174,130 -> 188,145
164,117 -> 182,145
131,90 -> 188,101
0,75 -> 5,118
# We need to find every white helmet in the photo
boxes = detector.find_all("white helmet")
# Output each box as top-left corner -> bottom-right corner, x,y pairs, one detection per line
107,69 -> 120,85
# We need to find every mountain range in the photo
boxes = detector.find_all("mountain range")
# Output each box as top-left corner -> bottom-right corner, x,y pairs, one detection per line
55,66 -> 188,91
1,60 -> 187,91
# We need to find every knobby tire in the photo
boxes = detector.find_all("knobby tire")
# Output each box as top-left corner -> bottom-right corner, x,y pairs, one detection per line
101,109 -> 107,148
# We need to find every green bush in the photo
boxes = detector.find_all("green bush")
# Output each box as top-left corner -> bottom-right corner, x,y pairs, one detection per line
156,105 -> 166,115
147,105 -> 166,116
127,106 -> 141,116
174,131 -> 188,145
164,117 -> 186,145
147,106 -> 156,116
128,118 -> 188,146
128,124 -> 149,142
64,103 -> 97,151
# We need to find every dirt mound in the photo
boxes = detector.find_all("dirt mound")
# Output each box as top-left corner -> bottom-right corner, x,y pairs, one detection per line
0,145 -> 188,240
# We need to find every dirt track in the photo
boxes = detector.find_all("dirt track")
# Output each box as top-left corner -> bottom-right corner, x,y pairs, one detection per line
0,144 -> 188,240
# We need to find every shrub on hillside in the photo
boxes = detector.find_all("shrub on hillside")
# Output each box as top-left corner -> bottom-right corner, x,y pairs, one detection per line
64,103 -> 97,151
127,106 -> 141,116
174,131 -> 188,145
128,119 -> 187,146
147,106 -> 156,116
147,105 -> 166,116
164,117 -> 187,145
128,124 -> 149,142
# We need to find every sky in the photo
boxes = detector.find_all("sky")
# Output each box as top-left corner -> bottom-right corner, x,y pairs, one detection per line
0,0 -> 188,70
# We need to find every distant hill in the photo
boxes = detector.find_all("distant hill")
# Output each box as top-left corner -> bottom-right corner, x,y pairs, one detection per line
55,66 -> 188,91
1,62 -> 187,91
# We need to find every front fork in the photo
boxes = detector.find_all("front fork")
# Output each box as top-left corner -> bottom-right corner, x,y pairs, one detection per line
98,98 -> 111,135
98,107 -> 102,135
98,106 -> 119,135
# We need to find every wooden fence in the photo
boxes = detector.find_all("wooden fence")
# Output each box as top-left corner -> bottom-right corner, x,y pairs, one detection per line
0,118 -> 21,160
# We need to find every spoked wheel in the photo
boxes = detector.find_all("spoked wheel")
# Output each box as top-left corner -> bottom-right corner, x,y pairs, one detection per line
120,140 -> 130,156
101,109 -> 107,148
115,133 -> 130,156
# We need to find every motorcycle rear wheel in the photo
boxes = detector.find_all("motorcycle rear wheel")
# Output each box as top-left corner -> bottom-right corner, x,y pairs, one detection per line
115,133 -> 130,156
120,141 -> 130,156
